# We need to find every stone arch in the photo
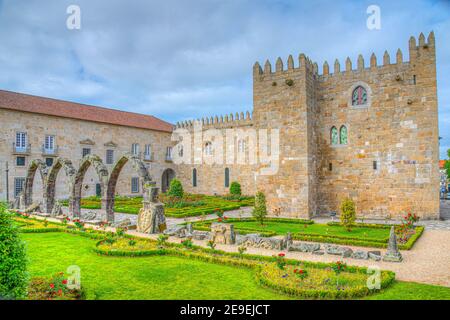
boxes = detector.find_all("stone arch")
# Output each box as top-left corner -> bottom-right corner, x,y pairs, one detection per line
45,157 -> 77,214
73,154 -> 109,219
161,168 -> 176,193
23,159 -> 48,208
105,153 -> 152,222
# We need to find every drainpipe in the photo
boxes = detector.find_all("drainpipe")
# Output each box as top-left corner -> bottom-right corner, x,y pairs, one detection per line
5,161 -> 9,203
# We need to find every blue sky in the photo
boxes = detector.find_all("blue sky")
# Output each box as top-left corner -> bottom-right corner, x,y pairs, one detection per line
0,0 -> 449,158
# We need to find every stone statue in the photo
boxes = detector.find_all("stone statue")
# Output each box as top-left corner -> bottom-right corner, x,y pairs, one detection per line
210,223 -> 235,245
383,226 -> 403,262
24,202 -> 41,213
137,186 -> 167,234
51,201 -> 63,217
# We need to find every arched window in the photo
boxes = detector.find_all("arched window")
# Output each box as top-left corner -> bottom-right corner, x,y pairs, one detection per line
331,127 -> 338,145
340,126 -> 348,145
237,139 -> 246,153
192,168 -> 197,187
352,86 -> 367,106
224,168 -> 230,188
204,141 -> 213,156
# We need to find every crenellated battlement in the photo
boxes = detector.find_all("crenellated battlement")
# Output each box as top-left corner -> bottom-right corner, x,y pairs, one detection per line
175,111 -> 253,130
253,32 -> 435,82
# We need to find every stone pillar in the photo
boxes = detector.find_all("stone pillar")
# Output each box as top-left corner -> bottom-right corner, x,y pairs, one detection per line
137,186 -> 166,234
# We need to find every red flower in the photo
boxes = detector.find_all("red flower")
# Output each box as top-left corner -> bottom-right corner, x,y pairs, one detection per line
278,253 -> 285,257
299,270 -> 304,274
62,279 -> 68,285
217,218 -> 223,222
223,216 -> 228,220
49,283 -> 55,289
57,289 -> 63,296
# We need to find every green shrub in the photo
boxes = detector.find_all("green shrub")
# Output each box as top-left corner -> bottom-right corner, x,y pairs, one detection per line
340,198 -> 356,231
0,205 -> 28,299
167,179 -> 184,198
252,192 -> 267,225
229,182 -> 242,196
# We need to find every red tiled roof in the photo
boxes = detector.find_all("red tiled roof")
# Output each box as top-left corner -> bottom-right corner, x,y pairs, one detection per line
0,90 -> 174,132
440,160 -> 447,169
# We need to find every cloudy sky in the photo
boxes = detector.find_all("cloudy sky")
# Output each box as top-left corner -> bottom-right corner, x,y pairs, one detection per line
0,0 -> 449,157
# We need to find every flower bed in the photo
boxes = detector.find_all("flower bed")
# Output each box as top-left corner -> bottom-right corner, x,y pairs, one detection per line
94,237 -> 395,299
61,194 -> 254,218
27,272 -> 84,300
191,217 -> 423,250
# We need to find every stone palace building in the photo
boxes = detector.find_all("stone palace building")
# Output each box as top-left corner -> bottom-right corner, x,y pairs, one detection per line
0,32 -> 440,220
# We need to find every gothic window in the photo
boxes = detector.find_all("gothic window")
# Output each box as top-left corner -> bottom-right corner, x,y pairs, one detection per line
237,139 -> 246,153
224,168 -> 230,188
352,86 -> 367,106
192,168 -> 197,187
331,127 -> 338,145
339,126 -> 348,145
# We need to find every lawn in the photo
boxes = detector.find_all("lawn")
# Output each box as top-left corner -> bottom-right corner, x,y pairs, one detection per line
22,232 -> 287,300
61,194 -> 254,218
22,232 -> 450,300
191,218 -> 422,249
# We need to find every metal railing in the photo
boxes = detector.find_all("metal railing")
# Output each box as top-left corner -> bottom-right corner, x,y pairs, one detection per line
12,142 -> 31,154
41,144 -> 59,156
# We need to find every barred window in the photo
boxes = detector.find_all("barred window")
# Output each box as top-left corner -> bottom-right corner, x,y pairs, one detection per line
106,149 -> 114,164
352,86 -> 367,106
131,177 -> 139,193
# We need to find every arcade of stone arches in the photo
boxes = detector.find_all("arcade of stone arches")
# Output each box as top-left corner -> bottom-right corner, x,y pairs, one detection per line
18,153 -> 175,222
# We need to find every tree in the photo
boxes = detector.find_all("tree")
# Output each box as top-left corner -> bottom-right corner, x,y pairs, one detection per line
167,179 -> 183,198
0,204 -> 28,299
252,192 -> 267,226
229,181 -> 242,196
446,149 -> 450,180
340,198 -> 356,232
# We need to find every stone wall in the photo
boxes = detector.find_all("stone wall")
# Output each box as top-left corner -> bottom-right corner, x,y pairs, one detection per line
0,109 -> 175,203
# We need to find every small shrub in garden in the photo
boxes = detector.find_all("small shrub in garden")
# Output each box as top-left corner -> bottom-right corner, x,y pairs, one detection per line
238,245 -> 247,255
331,261 -> 347,276
73,219 -> 84,230
157,234 -> 169,248
214,208 -> 224,219
128,239 -> 137,247
0,204 -> 28,299
115,228 -> 126,238
168,179 -> 184,198
207,240 -> 216,250
181,239 -> 193,249
229,182 -> 242,196
340,198 -> 356,231
293,268 -> 308,280
252,191 -> 267,226
43,219 -> 48,228
273,253 -> 286,270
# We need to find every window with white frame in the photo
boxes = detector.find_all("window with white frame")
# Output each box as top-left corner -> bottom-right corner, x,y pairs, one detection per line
131,143 -> 140,155
106,149 -> 114,164
44,135 -> 55,151
14,177 -> 25,197
166,146 -> 173,160
15,132 -> 27,149
131,177 -> 140,193
144,144 -> 152,156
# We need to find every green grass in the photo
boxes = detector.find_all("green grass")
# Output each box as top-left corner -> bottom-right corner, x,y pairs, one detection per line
61,194 -> 253,218
21,232 -> 450,300
366,281 -> 450,300
230,220 -> 389,240
22,232 -> 287,300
